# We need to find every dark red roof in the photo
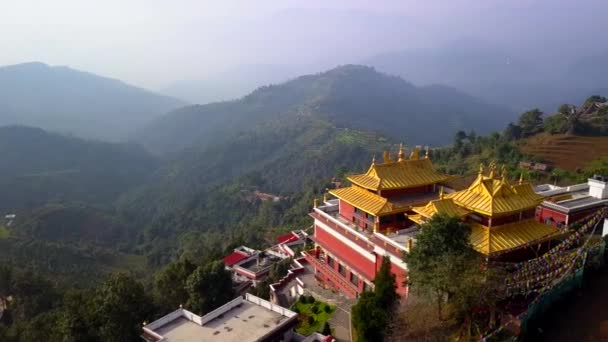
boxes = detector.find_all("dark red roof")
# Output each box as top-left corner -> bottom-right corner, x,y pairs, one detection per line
276,232 -> 299,244
223,251 -> 249,266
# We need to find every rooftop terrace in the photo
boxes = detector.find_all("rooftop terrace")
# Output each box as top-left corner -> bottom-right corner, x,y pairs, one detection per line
143,294 -> 297,342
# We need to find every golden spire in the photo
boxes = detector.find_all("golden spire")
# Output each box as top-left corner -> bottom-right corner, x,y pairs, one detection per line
410,146 -> 420,160
425,146 -> 430,159
479,163 -> 485,175
398,143 -> 405,162
383,150 -> 391,163
373,221 -> 379,233
488,161 -> 497,178
313,198 -> 318,208
323,192 -> 328,202
519,172 -> 524,185
372,154 -> 376,165
439,186 -> 445,199
501,165 -> 508,183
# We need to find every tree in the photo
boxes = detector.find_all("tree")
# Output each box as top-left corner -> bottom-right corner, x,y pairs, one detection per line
58,290 -> 98,342
91,273 -> 152,342
351,256 -> 398,341
543,114 -> 568,134
154,258 -> 197,310
502,123 -> 522,141
584,95 -> 607,107
352,292 -> 389,342
374,256 -> 398,309
558,104 -> 580,134
186,261 -> 235,315
405,214 -> 476,319
518,109 -> 544,137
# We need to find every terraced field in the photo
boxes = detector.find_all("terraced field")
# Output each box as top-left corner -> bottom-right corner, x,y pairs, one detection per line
520,134 -> 608,171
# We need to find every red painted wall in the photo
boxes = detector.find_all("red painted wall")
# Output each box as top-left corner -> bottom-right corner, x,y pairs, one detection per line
536,207 -> 568,227
315,224 -> 376,280
374,255 -> 408,297
339,200 -> 355,221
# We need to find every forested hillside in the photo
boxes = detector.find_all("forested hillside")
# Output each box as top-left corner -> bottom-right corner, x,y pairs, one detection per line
135,65 -> 512,154
0,62 -> 185,141
0,126 -> 158,210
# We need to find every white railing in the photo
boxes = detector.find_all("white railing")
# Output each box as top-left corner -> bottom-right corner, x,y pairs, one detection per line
145,309 -> 185,330
200,296 -> 244,325
246,293 -> 297,318
142,327 -> 166,341
314,207 -> 371,243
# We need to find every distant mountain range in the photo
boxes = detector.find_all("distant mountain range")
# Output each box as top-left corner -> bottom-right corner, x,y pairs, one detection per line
137,65 -> 512,155
0,62 -> 185,141
165,42 -> 608,113
365,43 -> 608,112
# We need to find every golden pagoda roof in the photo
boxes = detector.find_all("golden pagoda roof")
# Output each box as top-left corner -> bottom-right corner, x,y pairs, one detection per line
411,198 -> 470,220
347,155 -> 451,191
446,166 -> 544,216
329,186 -> 407,216
470,219 -> 561,255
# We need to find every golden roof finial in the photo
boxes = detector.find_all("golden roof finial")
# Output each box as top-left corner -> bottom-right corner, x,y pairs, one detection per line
425,146 -> 430,159
398,143 -> 405,162
519,172 -> 524,185
323,192 -> 328,202
313,198 -> 318,208
488,161 -> 497,178
373,221 -> 379,233
439,186 -> 445,199
501,165 -> 508,182
372,154 -> 376,165
382,150 -> 391,163
410,146 -> 420,160
479,163 -> 485,175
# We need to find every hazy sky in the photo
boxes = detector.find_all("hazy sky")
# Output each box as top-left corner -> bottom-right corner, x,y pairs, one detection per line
1,0 -> 606,89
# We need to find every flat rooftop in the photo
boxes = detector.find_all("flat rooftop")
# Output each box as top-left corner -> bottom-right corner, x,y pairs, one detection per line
555,196 -> 607,209
158,302 -> 287,341
238,255 -> 281,273
144,294 -> 297,342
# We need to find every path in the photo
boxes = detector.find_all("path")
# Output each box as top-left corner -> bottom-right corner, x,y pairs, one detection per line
300,263 -> 356,342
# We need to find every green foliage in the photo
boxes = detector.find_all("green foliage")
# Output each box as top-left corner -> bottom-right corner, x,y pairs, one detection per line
154,258 -> 197,311
186,261 -> 235,315
91,273 -> 152,342
518,109 -> 544,137
0,126 -> 158,211
351,256 -> 398,342
136,65 -> 510,155
406,214 -> 503,330
352,291 -> 390,342
543,113 -> 569,134
502,123 -> 522,141
291,299 -> 335,335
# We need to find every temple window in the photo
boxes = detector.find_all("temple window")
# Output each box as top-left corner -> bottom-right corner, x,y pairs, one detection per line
338,264 -> 346,277
350,273 -> 359,286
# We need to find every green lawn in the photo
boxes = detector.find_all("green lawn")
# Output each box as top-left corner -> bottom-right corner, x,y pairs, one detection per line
291,297 -> 336,335
0,226 -> 9,239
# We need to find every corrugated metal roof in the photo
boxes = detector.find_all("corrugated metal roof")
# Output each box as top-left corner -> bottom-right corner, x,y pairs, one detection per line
329,186 -> 406,216
446,173 -> 544,215
347,158 -> 451,191
412,198 -> 470,219
470,220 -> 560,255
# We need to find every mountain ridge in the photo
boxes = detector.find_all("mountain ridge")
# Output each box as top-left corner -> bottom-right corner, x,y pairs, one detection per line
135,64 -> 513,155
0,62 -> 186,141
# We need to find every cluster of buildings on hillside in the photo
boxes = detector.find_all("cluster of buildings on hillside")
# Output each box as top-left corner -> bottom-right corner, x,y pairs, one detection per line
308,145 -> 607,298
144,145 -> 608,341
